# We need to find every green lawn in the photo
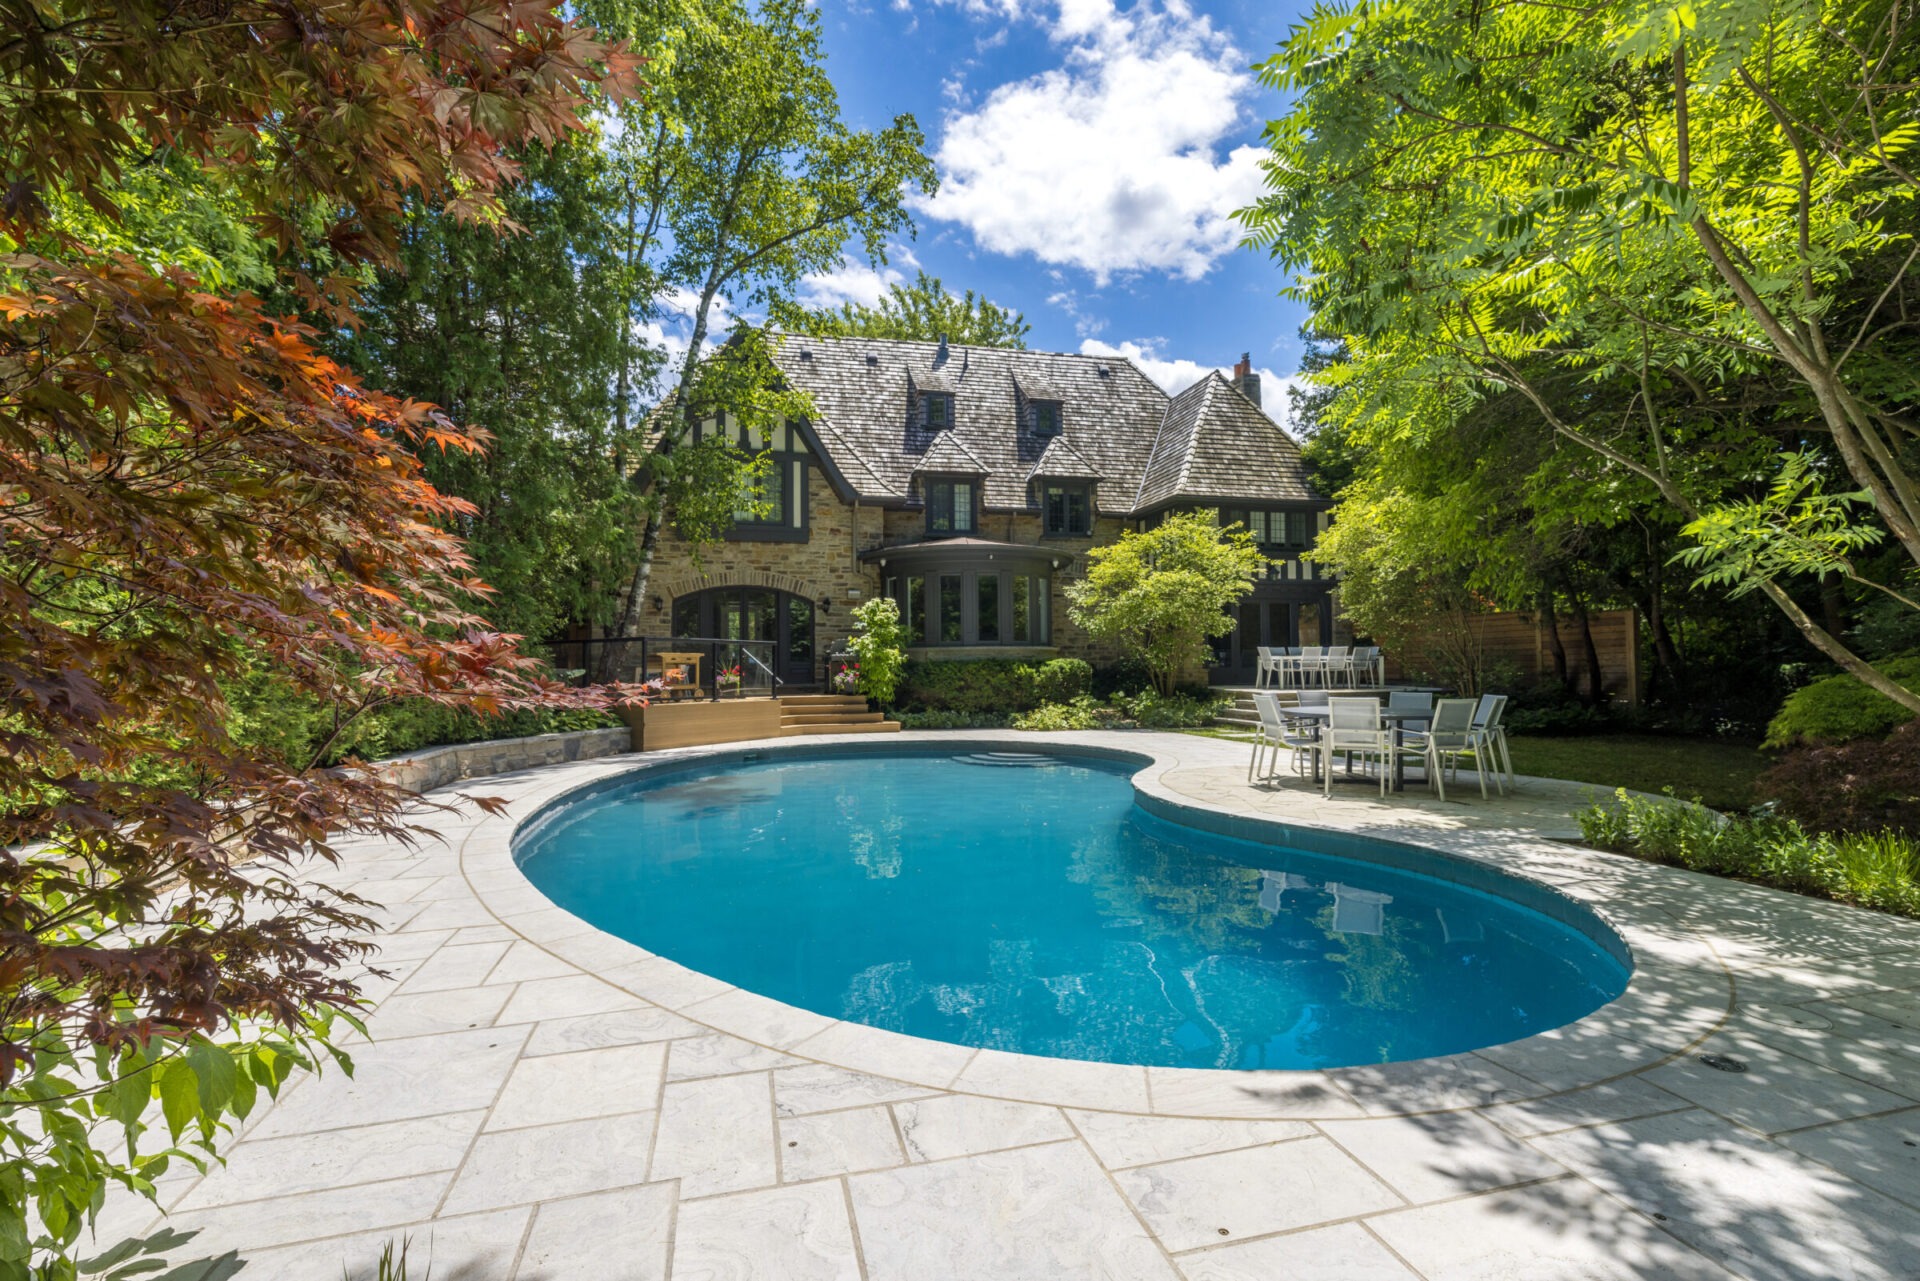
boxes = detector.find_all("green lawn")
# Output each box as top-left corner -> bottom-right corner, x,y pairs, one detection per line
1506,734 -> 1769,812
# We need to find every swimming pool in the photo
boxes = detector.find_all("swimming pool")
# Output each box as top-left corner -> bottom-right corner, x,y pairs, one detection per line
514,749 -> 1631,1071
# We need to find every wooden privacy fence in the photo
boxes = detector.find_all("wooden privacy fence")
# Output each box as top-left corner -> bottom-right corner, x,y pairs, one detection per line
1380,607 -> 1641,704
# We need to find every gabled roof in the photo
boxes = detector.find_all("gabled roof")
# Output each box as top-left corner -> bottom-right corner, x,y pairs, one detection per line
910,432 -> 989,476
1132,372 -> 1319,513
1026,434 -> 1105,482
756,334 -> 1321,516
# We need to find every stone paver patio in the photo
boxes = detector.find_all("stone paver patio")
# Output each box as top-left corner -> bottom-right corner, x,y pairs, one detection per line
98,731 -> 1920,1279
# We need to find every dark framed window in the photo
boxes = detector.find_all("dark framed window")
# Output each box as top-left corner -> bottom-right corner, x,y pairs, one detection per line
888,569 -> 1050,647
922,392 -> 954,429
733,460 -> 786,525
1031,400 -> 1062,435
925,477 -> 976,535
691,415 -> 811,543
1042,483 -> 1092,536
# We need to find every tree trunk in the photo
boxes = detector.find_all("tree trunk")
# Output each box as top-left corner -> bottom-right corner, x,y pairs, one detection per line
1570,595 -> 1604,706
1819,571 -> 1846,642
600,503 -> 664,682
1540,593 -> 1570,690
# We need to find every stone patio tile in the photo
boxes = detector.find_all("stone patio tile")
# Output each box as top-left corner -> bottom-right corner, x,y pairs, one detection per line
484,941 -> 581,985
893,1095 -> 1072,1162
1793,997 -> 1920,1068
485,1042 -> 667,1131
1113,1136 -> 1401,1252
949,1048 -> 1150,1112
447,923 -> 518,945
774,1064 -> 942,1117
251,1026 -> 528,1139
362,929 -> 458,963
682,987 -> 840,1049
158,1174 -> 452,1258
393,941 -> 512,994
1328,1053 -> 1544,1115
1533,1107 -> 1920,1281
1641,1027 -> 1916,1134
1318,1112 -> 1567,1203
1065,1111 -> 1314,1170
398,897 -> 499,933
518,1183 -> 676,1280
849,1140 -> 1177,1281
601,955 -> 736,1008
1474,1018 -> 1676,1091
649,1072 -> 779,1197
667,1032 -> 805,1081
1145,1068 -> 1366,1119
174,1112 -> 485,1210
1365,1176 -> 1723,1280
1175,1222 -> 1416,1280
786,1019 -> 978,1087
364,985 -> 513,1039
495,974 -> 647,1025
523,1006 -> 707,1056
1479,1077 -> 1692,1139
1772,1106 -> 1920,1210
1842,985 -> 1920,1031
441,1110 -> 658,1216
672,1180 -> 861,1281
779,1106 -> 906,1181
227,1206 -> 531,1281
1723,1003 -> 1920,1088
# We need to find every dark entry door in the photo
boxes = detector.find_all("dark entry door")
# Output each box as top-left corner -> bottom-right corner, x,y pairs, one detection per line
1210,598 -> 1306,685
671,587 -> 815,685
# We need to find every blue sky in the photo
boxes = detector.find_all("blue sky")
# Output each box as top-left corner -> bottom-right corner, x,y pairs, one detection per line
798,0 -> 1314,401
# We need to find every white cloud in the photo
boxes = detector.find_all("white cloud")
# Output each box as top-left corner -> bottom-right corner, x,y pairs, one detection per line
795,257 -> 906,310
923,0 -> 1266,284
1080,338 -> 1297,411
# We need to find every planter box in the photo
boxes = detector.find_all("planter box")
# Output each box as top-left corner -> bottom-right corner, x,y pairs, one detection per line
622,699 -> 782,751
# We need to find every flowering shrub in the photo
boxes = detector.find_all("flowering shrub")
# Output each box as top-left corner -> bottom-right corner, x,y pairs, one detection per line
831,664 -> 861,695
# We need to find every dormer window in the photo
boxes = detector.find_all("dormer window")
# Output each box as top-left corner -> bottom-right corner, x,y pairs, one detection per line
925,476 -> 976,535
922,392 -> 954,429
1031,400 -> 1062,436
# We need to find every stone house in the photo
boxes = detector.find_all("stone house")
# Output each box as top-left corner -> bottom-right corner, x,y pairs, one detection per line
626,334 -> 1333,687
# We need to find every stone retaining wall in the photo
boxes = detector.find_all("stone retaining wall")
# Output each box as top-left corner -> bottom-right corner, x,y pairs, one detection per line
375,727 -> 634,792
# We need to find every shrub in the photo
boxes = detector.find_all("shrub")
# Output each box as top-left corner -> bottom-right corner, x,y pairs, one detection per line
1033,657 -> 1093,703
1756,719 -> 1920,835
1112,690 -> 1231,728
848,597 -> 908,707
893,710 -> 1012,729
1572,790 -> 1917,917
1009,696 -> 1125,731
898,659 -> 1041,713
1762,653 -> 1920,748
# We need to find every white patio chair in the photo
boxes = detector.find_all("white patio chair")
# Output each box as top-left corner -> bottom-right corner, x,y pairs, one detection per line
1322,697 -> 1391,798
1325,645 -> 1352,688
1357,645 -> 1384,685
1387,689 -> 1433,734
1277,645 -> 1303,688
1254,646 -> 1281,689
1402,698 -> 1485,801
1296,645 -> 1325,688
1473,694 -> 1515,792
1296,688 -> 1330,711
1248,690 -> 1284,781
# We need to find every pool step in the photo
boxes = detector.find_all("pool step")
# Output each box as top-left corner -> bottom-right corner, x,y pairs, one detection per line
951,752 -> 1064,768
775,694 -> 900,736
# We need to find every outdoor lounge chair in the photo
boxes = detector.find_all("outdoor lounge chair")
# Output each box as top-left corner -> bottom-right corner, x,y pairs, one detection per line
1402,698 -> 1486,801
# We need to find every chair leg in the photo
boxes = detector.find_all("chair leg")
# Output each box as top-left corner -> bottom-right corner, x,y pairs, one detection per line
1429,746 -> 1446,802
1498,731 -> 1515,787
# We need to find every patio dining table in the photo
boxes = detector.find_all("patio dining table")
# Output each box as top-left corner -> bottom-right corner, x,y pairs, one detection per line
1280,704 -> 1429,792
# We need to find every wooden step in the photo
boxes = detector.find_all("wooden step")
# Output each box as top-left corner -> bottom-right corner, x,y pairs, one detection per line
774,721 -> 902,736
780,712 -> 887,726
778,695 -> 869,710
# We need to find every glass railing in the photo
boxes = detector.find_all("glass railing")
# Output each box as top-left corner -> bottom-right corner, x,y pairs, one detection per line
537,636 -> 782,696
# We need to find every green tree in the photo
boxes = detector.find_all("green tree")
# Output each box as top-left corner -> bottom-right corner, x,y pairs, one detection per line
1067,512 -> 1269,695
775,270 -> 1030,347
584,0 -> 937,662
338,136 -> 648,641
1241,0 -> 1920,713
847,597 -> 907,707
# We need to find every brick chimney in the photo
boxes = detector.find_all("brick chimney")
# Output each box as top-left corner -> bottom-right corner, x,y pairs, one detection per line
1231,352 -> 1261,408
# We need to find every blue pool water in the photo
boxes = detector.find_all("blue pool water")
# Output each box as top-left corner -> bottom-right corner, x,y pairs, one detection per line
515,751 -> 1630,1070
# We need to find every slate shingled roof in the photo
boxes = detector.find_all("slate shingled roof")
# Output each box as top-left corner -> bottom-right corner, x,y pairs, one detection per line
1131,372 -> 1319,513
765,334 -> 1319,516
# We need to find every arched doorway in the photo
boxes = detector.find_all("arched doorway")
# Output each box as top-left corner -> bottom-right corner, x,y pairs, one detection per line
671,587 -> 815,686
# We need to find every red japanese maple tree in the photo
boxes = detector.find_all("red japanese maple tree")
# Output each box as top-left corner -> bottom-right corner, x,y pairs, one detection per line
0,0 -> 637,1265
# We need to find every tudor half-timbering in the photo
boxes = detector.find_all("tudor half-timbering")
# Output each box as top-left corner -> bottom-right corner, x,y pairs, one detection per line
629,334 -> 1334,686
